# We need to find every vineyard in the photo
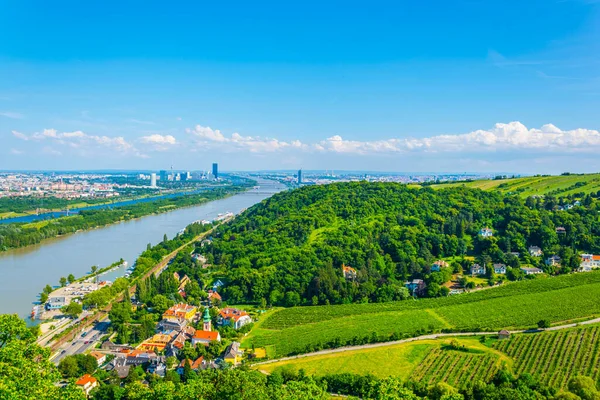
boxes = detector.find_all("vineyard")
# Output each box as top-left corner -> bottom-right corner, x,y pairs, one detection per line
261,272 -> 600,330
409,347 -> 501,388
247,272 -> 600,356
429,173 -> 600,197
493,325 -> 600,388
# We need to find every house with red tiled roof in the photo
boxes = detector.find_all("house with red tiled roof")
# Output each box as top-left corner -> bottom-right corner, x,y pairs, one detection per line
176,356 -> 204,374
207,290 -> 222,304
162,303 -> 197,321
89,351 -> 106,366
191,329 -> 221,346
76,374 -> 98,397
342,264 -> 357,280
218,307 -> 252,329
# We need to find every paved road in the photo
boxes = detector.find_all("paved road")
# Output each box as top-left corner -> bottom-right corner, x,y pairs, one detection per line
51,320 -> 110,364
253,317 -> 600,367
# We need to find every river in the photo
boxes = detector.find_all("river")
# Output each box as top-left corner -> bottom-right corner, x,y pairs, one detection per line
0,179 -> 285,318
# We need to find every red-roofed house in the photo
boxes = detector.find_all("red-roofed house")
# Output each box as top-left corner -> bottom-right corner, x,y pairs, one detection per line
176,356 -> 204,374
207,290 -> 222,304
76,374 -> 98,397
218,307 -> 252,329
191,329 -> 221,346
342,264 -> 357,280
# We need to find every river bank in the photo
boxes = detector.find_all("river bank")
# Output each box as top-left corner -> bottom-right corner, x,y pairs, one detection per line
0,184 -> 250,252
0,179 -> 285,318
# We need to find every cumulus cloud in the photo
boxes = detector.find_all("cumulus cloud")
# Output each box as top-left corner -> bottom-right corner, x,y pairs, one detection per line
12,128 -> 144,157
140,134 -> 177,145
10,148 -> 23,155
140,134 -> 177,151
186,124 -> 307,153
316,122 -> 600,155
188,121 -> 600,155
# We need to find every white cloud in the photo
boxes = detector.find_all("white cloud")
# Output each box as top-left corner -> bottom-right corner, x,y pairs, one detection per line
12,130 -> 29,141
0,111 -> 23,119
140,134 -> 177,151
316,122 -> 600,155
140,134 -> 177,145
11,128 -> 145,157
10,148 -> 23,155
185,122 -> 600,156
187,124 -> 308,153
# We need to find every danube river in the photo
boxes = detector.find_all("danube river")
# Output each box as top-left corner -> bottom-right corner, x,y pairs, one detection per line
0,179 -> 285,318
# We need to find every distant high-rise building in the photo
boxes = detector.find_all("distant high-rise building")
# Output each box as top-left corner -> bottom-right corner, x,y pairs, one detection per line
150,173 -> 157,187
159,170 -> 167,181
297,169 -> 302,185
212,163 -> 219,180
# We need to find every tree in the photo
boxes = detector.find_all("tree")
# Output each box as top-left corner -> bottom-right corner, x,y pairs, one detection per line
0,314 -> 85,399
67,274 -> 75,284
59,277 -> 67,287
91,265 -> 98,274
43,284 -> 53,294
150,294 -> 172,315
537,319 -> 551,329
567,376 -> 600,400
40,292 -> 49,304
62,302 -> 83,318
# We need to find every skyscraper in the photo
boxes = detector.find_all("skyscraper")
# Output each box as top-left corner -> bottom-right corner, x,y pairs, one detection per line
159,170 -> 167,181
297,169 -> 302,185
212,163 -> 218,180
150,173 -> 157,187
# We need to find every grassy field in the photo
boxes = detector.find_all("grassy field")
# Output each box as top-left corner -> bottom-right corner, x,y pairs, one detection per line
260,341 -> 436,377
258,337 -> 508,386
429,173 -> 600,197
244,272 -> 600,357
258,325 -> 600,389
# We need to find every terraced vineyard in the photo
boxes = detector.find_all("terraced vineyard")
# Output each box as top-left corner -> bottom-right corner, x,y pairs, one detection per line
409,347 -> 501,388
494,326 -> 600,388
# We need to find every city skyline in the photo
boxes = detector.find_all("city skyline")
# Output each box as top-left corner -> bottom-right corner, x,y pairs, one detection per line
1,1 -> 600,174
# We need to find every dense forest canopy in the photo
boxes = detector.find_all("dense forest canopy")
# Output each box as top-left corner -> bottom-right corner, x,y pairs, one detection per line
197,182 -> 600,305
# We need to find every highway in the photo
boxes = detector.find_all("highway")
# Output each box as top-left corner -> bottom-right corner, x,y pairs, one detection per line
51,320 -> 110,364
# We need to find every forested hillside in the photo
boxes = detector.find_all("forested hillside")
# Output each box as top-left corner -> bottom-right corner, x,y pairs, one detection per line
198,182 -> 600,305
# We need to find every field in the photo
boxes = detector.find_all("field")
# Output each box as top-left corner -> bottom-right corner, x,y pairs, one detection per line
245,272 -> 600,357
260,341 -> 436,378
258,325 -> 600,389
494,325 -> 600,388
430,173 -> 600,197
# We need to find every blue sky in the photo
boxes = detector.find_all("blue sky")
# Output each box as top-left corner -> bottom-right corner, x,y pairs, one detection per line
1,0 -> 600,173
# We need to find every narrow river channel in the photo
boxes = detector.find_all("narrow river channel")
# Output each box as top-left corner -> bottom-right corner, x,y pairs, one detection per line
0,179 -> 285,318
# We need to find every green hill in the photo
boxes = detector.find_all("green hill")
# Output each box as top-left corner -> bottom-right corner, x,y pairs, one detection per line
200,182 -> 600,308
430,173 -> 600,197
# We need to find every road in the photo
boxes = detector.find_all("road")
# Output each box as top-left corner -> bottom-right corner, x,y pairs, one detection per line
253,317 -> 600,367
51,321 -> 110,364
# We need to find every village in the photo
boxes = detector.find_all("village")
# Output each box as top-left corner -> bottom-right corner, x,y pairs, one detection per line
70,299 -> 257,396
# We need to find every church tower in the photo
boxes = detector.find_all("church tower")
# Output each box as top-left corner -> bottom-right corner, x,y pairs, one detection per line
202,308 -> 212,331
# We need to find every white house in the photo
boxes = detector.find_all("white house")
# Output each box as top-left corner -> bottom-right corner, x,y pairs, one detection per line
521,267 -> 543,275
471,264 -> 486,276
580,254 -> 600,272
528,246 -> 543,257
431,260 -> 449,272
479,227 -> 493,237
493,263 -> 507,274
